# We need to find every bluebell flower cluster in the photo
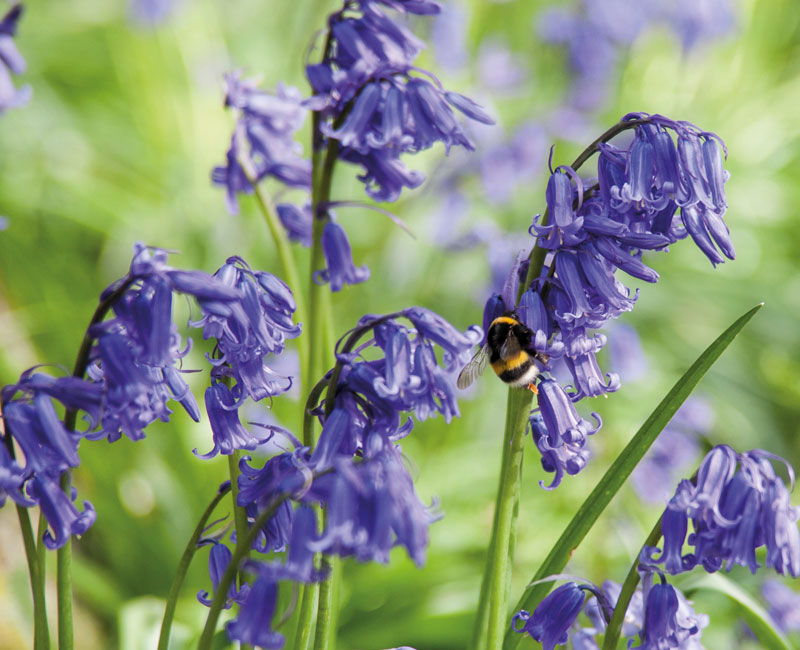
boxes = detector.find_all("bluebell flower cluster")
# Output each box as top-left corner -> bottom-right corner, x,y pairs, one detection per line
306,0 -> 493,197
647,445 -> 800,577
199,307 -> 479,646
482,112 -> 734,488
0,244 -> 304,550
1,370 -> 101,548
0,4 -> 31,113
213,73 -> 311,216
513,572 -> 707,650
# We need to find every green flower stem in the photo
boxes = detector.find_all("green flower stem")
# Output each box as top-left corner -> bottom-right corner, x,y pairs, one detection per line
16,503 -> 50,650
157,483 -> 232,650
293,553 -> 320,650
476,387 -> 535,650
57,472 -> 73,650
601,515 -> 663,650
238,160 -> 309,391
228,451 -> 249,568
307,138 -> 339,396
313,554 -> 339,650
503,303 -> 763,650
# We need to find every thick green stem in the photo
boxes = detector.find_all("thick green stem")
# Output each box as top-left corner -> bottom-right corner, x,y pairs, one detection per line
601,516 -> 663,650
16,503 -> 50,650
238,160 -> 309,390
228,451 -> 249,561
57,473 -> 73,650
157,483 -> 231,650
312,555 -> 339,650
475,388 -> 534,650
294,580 -> 320,650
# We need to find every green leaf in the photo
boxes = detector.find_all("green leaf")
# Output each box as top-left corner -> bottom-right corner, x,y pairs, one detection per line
503,303 -> 763,650
682,573 -> 793,650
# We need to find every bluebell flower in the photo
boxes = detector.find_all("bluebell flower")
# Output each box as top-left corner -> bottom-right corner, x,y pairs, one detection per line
225,573 -> 285,649
512,582 -> 588,650
530,380 -> 601,489
248,505 -> 324,583
762,580 -> 800,633
2,370 -> 103,433
3,398 -> 80,477
306,436 -> 434,567
213,74 -> 311,215
630,573 -> 707,650
88,243 -> 246,442
190,256 -> 299,402
0,4 -> 31,113
195,382 -> 277,459
647,445 -> 800,578
309,1 -> 494,203
314,220 -> 370,291
320,308 -> 480,436
276,202 -> 312,246
27,475 -> 96,550
237,449 -> 313,553
583,580 -> 644,641
197,540 -> 250,608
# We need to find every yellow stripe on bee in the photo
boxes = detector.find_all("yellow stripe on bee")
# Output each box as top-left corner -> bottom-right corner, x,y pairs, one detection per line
491,316 -> 519,327
491,350 -> 529,373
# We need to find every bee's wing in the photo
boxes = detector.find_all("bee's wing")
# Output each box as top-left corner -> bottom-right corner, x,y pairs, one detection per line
457,345 -> 489,389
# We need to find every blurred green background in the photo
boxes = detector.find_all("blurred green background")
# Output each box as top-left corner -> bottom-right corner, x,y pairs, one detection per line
1,0 -> 800,648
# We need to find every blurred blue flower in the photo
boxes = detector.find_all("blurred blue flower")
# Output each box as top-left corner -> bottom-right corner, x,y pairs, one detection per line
632,397 -> 708,504
213,74 -> 311,215
512,582 -> 588,650
0,4 -> 31,112
128,0 -> 181,26
276,202 -> 312,247
762,579 -> 800,633
647,445 -> 800,577
314,220 -> 370,291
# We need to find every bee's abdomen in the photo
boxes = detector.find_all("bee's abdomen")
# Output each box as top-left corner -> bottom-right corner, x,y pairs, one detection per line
491,352 -> 539,387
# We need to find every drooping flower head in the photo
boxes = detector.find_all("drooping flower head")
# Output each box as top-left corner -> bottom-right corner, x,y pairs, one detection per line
213,73 -> 311,216
512,582 -> 589,650
190,256 -> 300,403
646,445 -> 800,578
484,112 -> 733,488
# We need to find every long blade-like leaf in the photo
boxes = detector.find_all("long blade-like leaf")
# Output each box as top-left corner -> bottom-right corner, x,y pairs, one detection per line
682,573 -> 792,650
503,303 -> 763,650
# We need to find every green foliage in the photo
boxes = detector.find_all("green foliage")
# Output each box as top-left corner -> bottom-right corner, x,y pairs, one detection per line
2,1 -> 800,649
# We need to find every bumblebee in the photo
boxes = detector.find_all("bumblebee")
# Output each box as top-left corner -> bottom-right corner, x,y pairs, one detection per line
457,315 -> 546,394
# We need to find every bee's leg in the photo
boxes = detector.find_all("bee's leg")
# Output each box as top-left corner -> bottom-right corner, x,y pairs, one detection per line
527,383 -> 539,395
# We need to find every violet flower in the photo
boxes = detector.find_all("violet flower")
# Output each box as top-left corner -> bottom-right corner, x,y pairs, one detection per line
512,582 -> 588,650
212,73 -> 311,216
197,540 -> 250,608
647,445 -> 800,578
